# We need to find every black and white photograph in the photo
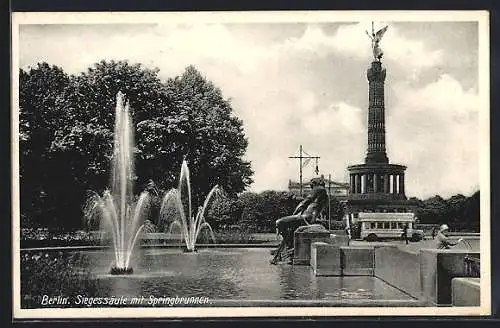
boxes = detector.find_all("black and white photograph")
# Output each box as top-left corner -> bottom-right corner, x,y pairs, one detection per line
11,11 -> 490,318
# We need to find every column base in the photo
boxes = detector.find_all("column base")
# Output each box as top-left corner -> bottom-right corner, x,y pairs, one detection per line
365,152 -> 388,164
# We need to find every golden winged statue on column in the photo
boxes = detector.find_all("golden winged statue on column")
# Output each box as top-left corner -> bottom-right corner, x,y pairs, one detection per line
366,23 -> 388,61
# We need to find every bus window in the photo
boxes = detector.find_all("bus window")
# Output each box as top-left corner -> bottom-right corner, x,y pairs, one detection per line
390,222 -> 397,229
371,222 -> 376,229
397,222 -> 404,229
376,222 -> 383,229
383,222 -> 390,229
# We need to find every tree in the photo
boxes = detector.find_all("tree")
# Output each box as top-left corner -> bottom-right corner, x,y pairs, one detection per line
28,60 -> 174,230
414,195 -> 450,224
19,63 -> 70,228
51,60 -> 174,193
413,192 -> 479,231
239,191 -> 300,232
328,196 -> 345,222
446,194 -> 467,227
458,191 -> 480,231
204,192 -> 243,230
165,66 -> 253,205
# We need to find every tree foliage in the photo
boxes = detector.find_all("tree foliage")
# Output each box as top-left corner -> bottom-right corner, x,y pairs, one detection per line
414,191 -> 479,231
165,66 -> 253,203
19,61 -> 253,229
19,63 -> 70,228
239,191 -> 301,232
204,192 -> 243,230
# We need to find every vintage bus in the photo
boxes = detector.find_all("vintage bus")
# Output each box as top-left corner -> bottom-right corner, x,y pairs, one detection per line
347,212 -> 424,242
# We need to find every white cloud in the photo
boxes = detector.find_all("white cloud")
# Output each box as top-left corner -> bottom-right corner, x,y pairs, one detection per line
392,74 -> 479,116
20,23 -> 275,76
281,22 -> 444,74
387,74 -> 479,198
303,102 -> 364,136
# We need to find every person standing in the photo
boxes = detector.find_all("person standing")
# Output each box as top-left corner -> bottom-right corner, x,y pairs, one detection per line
402,224 -> 409,244
344,224 -> 351,246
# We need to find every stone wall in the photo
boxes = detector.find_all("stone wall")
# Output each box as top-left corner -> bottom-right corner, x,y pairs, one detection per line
293,231 -> 332,265
341,246 -> 374,276
308,240 -> 481,306
294,231 -> 348,265
310,244 -> 376,277
310,242 -> 342,276
374,246 -> 421,299
452,278 -> 480,306
420,249 -> 480,305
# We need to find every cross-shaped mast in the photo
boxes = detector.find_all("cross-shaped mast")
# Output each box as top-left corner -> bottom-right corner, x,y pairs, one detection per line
288,145 -> 320,197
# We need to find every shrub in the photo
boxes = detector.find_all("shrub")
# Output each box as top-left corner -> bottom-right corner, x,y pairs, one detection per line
20,251 -> 109,308
213,227 -> 257,244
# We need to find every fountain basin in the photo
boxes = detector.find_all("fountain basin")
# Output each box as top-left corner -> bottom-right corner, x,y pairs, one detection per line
21,247 -> 421,308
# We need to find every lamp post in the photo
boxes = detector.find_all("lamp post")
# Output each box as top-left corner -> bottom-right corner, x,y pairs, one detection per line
328,174 -> 332,231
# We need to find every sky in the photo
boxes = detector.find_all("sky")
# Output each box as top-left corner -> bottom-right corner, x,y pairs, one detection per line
17,17 -> 483,199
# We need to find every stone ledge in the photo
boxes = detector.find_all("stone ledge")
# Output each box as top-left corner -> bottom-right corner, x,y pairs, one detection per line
310,244 -> 376,277
452,277 -> 480,306
341,246 -> 374,276
293,259 -> 311,265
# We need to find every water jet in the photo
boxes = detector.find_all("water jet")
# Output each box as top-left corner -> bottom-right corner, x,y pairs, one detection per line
159,160 -> 217,252
85,92 -> 151,275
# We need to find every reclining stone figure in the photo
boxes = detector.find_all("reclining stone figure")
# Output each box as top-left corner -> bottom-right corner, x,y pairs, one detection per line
270,177 -> 329,264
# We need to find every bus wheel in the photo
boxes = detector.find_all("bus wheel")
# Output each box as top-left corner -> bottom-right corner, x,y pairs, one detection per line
365,234 -> 378,242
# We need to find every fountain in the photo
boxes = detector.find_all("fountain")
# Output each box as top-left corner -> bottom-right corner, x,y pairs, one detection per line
159,160 -> 217,252
84,91 -> 151,275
